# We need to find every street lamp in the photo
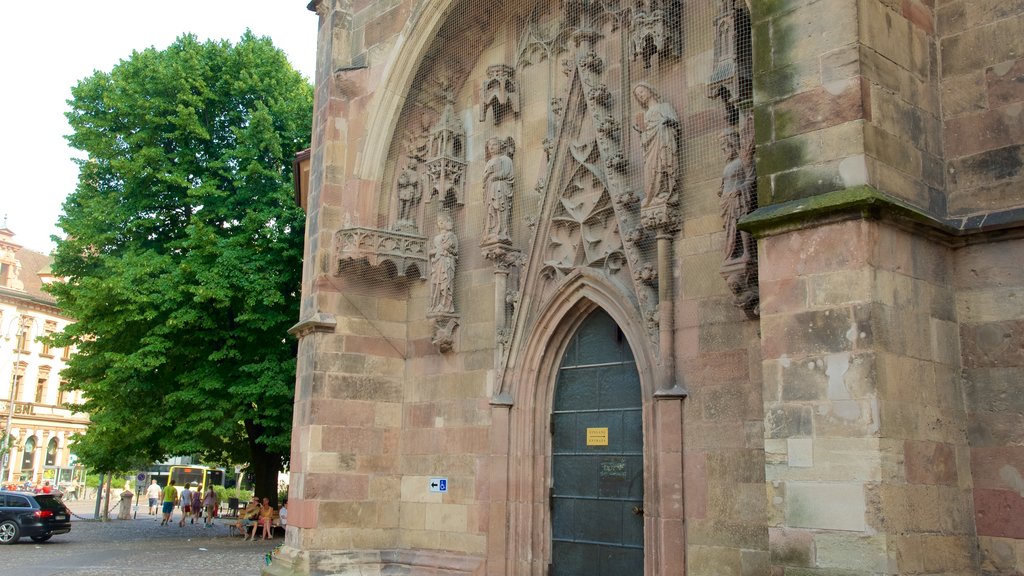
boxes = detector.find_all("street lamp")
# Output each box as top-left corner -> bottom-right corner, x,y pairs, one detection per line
0,315 -> 39,484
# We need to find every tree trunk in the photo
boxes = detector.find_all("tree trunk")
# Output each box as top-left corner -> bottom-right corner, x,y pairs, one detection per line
244,420 -> 284,508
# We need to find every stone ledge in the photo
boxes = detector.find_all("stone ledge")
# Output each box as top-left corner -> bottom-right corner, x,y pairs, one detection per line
740,185 -> 1024,243
263,547 -> 484,576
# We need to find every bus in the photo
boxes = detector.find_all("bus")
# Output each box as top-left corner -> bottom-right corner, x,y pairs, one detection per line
167,465 -> 225,496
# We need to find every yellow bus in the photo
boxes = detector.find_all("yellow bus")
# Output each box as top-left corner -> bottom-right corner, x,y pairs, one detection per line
167,465 -> 225,496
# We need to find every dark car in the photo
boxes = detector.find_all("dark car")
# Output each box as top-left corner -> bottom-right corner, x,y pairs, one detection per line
0,490 -> 72,544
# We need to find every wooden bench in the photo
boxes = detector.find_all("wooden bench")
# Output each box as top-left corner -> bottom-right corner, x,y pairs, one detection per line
232,511 -> 285,538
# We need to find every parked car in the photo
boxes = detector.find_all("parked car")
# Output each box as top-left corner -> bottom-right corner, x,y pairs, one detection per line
0,490 -> 72,544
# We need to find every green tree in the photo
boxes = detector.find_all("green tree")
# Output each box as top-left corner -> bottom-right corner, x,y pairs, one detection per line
48,32 -> 312,505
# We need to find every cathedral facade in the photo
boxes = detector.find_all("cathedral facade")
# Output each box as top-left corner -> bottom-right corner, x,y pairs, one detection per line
272,1 -> 1024,574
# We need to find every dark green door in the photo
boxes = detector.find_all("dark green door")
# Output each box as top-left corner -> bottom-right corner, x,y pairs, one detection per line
551,309 -> 644,575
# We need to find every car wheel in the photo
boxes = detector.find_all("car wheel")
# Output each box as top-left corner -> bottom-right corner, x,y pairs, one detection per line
0,520 -> 19,544
30,534 -> 52,542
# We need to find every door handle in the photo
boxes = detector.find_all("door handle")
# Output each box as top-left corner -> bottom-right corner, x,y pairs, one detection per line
632,505 -> 644,516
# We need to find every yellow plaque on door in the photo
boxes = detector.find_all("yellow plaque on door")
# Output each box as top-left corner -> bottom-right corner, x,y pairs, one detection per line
586,427 -> 609,446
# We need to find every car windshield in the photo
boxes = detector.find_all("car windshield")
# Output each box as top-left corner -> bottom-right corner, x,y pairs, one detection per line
34,494 -> 66,512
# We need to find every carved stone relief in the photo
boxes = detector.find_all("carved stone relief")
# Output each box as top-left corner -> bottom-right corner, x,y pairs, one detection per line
707,0 -> 758,318
426,82 -> 467,208
333,226 -> 428,279
631,0 -> 681,69
541,140 -> 625,281
479,64 -> 519,125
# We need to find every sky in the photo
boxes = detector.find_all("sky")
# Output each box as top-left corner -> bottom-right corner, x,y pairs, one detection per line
0,1 -> 319,254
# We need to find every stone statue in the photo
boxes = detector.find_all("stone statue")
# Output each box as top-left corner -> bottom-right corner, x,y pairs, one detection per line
632,82 -> 680,208
718,128 -> 755,263
394,158 -> 423,231
482,136 -> 515,246
429,213 -> 458,315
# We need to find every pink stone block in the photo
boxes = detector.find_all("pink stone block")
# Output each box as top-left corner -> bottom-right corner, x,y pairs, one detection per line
758,277 -> 808,316
402,429 -> 445,454
312,399 -> 376,427
905,441 -> 957,485
321,427 -> 383,453
445,427 -> 490,454
304,473 -> 369,501
760,220 -> 872,282
345,334 -> 406,358
406,403 -> 437,428
287,498 -> 319,529
656,400 -> 683,453
975,488 -> 1024,539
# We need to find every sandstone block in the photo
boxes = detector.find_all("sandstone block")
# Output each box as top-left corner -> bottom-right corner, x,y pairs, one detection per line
785,482 -> 866,531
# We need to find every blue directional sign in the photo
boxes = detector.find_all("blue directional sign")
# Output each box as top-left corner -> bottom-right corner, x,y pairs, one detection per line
429,477 -> 448,493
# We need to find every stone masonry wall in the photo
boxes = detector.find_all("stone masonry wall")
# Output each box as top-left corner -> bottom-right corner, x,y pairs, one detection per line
938,0 -> 1024,216
957,238 -> 1024,574
760,218 -> 977,575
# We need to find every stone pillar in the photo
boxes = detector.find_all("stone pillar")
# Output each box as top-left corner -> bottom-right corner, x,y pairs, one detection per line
747,0 -> 979,573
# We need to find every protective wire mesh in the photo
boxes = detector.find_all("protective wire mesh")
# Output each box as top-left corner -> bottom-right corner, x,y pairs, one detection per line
334,0 -> 757,356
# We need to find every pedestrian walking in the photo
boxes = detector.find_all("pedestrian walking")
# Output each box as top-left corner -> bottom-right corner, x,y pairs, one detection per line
146,479 -> 161,515
178,483 -> 193,527
202,485 -> 218,527
160,480 -> 177,526
190,483 -> 202,524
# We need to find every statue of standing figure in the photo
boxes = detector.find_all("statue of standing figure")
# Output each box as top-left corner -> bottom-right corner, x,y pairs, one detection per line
394,158 -> 423,231
718,128 -> 755,263
482,136 -> 515,246
429,212 -> 458,315
632,82 -> 680,208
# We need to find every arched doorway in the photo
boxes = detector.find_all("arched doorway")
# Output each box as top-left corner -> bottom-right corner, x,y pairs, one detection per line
550,308 -> 644,574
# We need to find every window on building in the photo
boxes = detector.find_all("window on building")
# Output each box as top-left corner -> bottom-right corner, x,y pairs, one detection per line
62,346 -> 72,361
10,362 -> 27,401
45,438 -> 58,467
35,378 -> 46,403
35,367 -> 51,404
15,326 -> 30,353
57,380 -> 69,406
40,322 -> 57,357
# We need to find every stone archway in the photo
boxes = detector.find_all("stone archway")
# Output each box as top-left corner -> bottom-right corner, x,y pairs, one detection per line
493,270 -> 684,575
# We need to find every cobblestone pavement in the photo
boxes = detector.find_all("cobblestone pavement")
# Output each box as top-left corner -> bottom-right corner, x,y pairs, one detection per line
2,498 -> 279,576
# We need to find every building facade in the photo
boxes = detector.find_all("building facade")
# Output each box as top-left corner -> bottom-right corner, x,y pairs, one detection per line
273,1 -> 1024,574
0,227 -> 86,486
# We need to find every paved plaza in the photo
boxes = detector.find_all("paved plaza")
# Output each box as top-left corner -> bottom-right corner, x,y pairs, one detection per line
2,497 -> 279,576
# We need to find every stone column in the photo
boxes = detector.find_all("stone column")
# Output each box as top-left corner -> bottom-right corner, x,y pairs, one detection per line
746,0 -> 978,573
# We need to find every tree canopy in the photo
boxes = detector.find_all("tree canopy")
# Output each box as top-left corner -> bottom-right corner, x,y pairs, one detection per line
48,32 -> 313,500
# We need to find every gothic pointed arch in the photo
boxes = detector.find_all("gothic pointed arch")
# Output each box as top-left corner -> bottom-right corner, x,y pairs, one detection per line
493,268 -> 682,573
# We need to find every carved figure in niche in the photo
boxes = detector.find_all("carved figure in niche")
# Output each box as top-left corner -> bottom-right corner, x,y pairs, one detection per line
403,112 -> 435,163
482,137 -> 516,247
429,212 -> 458,315
479,65 -> 519,126
718,128 -> 755,263
632,82 -> 680,207
393,158 -> 424,232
